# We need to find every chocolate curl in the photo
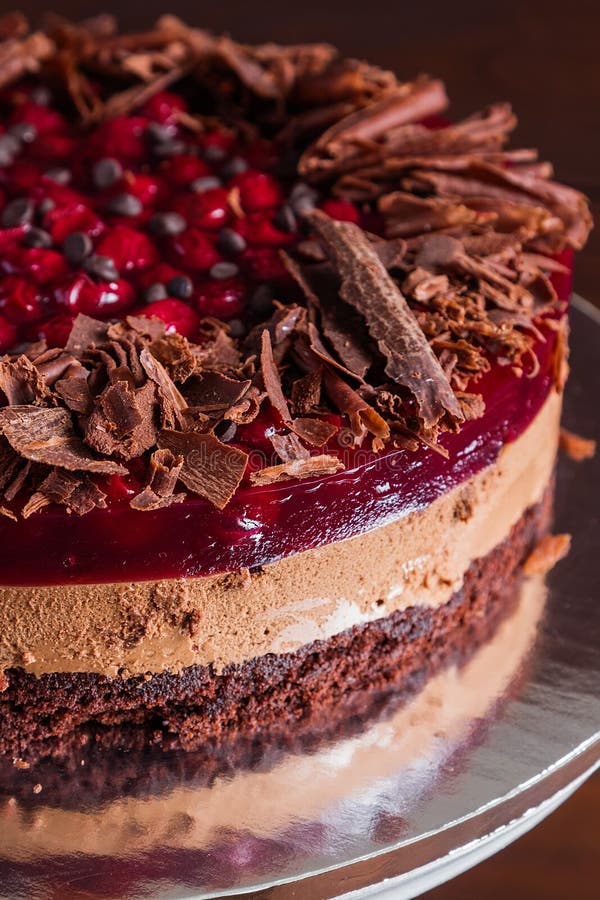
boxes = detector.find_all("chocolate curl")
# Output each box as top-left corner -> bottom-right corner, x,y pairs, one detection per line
299,78 -> 449,180
309,211 -> 463,430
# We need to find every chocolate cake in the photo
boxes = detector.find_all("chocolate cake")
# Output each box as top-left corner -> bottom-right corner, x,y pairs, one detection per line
0,13 -> 592,759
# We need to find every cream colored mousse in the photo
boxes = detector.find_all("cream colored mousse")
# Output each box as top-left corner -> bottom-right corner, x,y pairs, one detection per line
0,389 -> 561,679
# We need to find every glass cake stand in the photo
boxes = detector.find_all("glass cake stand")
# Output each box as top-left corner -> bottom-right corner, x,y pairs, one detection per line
0,297 -> 598,900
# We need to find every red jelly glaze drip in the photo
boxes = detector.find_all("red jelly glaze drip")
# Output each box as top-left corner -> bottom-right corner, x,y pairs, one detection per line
0,306 -> 564,586
0,87 -> 572,585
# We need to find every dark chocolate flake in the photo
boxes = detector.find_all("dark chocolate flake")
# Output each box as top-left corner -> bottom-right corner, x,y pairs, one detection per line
250,454 -> 344,486
310,212 -> 463,430
130,448 -> 185,511
0,406 -> 126,474
158,429 -> 249,509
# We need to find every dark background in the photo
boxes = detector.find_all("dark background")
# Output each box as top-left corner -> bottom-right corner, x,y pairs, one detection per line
15,2 -> 600,896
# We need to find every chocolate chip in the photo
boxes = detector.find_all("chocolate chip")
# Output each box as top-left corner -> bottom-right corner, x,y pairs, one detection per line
202,144 -> 226,163
93,157 -> 123,189
249,284 -> 274,315
1,197 -> 34,228
228,318 -> 246,338
210,261 -> 239,280
289,182 -> 318,216
107,193 -> 143,217
217,227 -> 247,255
44,167 -> 71,185
31,86 -> 52,106
0,134 -> 20,166
221,156 -> 248,178
152,139 -> 187,158
144,283 -> 168,303
274,204 -> 297,233
145,122 -> 176,143
148,212 -> 187,236
166,275 -> 193,300
63,231 -> 93,265
9,123 -> 37,144
23,228 -> 53,249
191,176 -> 222,193
38,198 -> 56,216
84,254 -> 119,281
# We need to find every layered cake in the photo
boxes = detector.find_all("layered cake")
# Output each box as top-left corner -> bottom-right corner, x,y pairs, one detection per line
0,14 -> 592,758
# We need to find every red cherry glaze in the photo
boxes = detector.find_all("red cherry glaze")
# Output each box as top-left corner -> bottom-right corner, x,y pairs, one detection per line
43,204 -> 106,243
137,298 -> 200,338
238,214 -> 296,248
320,198 -> 361,223
86,116 -> 148,162
161,154 -> 210,187
0,276 -> 46,324
0,313 -> 17,351
241,247 -> 290,283
140,91 -> 188,124
9,101 -> 66,134
37,312 -> 76,348
95,225 -> 158,272
0,315 -> 563,586
55,274 -> 135,318
1,247 -> 68,285
169,228 -> 221,272
194,277 -> 247,319
232,170 -> 283,212
177,188 -> 230,230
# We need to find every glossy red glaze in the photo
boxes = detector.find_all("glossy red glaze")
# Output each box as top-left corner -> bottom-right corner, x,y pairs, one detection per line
0,311 -> 563,586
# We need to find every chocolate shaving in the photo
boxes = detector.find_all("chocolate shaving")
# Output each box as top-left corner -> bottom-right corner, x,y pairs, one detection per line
0,406 -> 126,474
158,429 -> 248,509
291,369 -> 322,414
324,368 -> 389,441
260,329 -> 291,422
182,372 -> 251,412
523,533 -> 571,576
291,416 -> 337,447
84,379 -> 157,461
130,448 -> 185,511
22,469 -> 107,518
140,347 -> 187,429
270,432 -> 310,463
310,212 -> 463,430
559,428 -> 596,462
0,356 -> 51,406
250,454 -> 344,486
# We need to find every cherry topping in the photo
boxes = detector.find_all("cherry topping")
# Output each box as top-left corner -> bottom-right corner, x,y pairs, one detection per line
232,170 -> 283,212
319,198 -> 361,224
55,274 -> 135,317
95,225 -> 157,272
0,314 -> 17,351
137,298 -> 200,338
169,228 -> 221,272
0,275 -> 46,323
140,91 -> 188,124
195,277 -> 247,319
181,187 -> 230,230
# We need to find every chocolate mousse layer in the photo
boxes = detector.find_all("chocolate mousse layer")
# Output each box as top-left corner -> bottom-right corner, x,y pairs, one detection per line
0,480 -> 552,758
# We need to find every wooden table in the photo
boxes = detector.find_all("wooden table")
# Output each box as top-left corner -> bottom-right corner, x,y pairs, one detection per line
17,2 -> 600,895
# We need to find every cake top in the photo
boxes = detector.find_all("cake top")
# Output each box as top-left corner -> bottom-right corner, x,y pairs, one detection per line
0,13 -> 591,519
